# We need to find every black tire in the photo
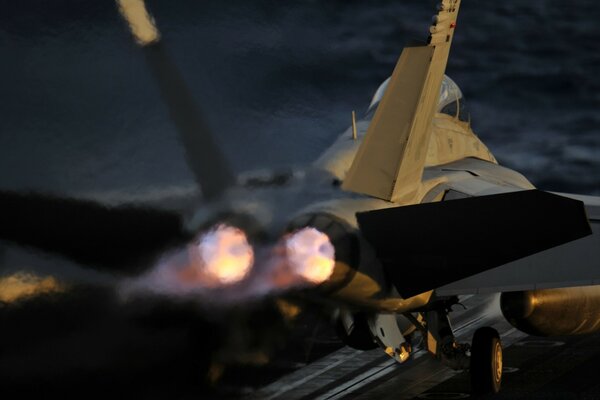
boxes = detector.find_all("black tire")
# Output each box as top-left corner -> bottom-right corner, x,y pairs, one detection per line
470,327 -> 503,395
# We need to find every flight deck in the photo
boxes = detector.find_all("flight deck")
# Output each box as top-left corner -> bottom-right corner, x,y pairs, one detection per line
248,294 -> 600,400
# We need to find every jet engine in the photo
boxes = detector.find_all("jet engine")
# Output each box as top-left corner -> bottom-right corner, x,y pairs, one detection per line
286,213 -> 378,349
500,286 -> 600,336
286,213 -> 360,291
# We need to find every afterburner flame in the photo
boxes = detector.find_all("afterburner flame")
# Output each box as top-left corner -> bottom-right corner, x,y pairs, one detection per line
285,227 -> 335,284
191,224 -> 254,285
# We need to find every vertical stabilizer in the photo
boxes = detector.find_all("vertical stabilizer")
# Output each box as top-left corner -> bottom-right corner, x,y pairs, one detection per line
342,0 -> 462,203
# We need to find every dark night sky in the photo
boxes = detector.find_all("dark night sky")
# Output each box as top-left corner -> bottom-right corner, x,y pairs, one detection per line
0,0 -> 598,200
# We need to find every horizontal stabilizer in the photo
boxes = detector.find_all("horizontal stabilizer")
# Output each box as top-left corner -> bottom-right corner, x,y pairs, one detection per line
0,191 -> 188,273
436,193 -> 600,295
356,190 -> 592,298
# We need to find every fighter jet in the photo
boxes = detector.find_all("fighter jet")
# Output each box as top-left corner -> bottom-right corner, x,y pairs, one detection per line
1,0 -> 599,395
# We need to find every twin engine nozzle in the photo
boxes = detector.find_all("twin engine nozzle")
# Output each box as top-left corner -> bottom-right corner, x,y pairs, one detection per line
122,222 -> 338,302
186,223 -> 336,288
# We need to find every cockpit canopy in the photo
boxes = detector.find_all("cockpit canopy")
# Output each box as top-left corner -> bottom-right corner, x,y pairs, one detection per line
366,75 -> 470,122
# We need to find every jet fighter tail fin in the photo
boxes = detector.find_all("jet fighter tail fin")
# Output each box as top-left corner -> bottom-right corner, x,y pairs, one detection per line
342,0 -> 462,203
117,0 -> 235,200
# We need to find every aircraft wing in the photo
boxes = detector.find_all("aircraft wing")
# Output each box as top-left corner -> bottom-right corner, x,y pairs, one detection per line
435,193 -> 600,295
356,190 -> 595,298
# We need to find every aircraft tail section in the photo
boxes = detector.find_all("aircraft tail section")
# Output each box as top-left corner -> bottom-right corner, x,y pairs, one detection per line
342,0 -> 462,203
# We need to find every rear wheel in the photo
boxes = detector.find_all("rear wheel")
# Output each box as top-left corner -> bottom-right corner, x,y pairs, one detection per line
470,327 -> 502,394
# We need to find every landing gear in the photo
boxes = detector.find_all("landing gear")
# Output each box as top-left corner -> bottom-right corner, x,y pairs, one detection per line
421,308 -> 471,371
355,296 -> 505,395
418,299 -> 503,394
470,327 -> 502,395
337,310 -> 414,363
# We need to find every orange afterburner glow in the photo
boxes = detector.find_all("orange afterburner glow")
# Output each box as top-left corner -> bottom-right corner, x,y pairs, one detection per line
121,225 -> 336,302
192,224 -> 254,285
284,227 -> 335,284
